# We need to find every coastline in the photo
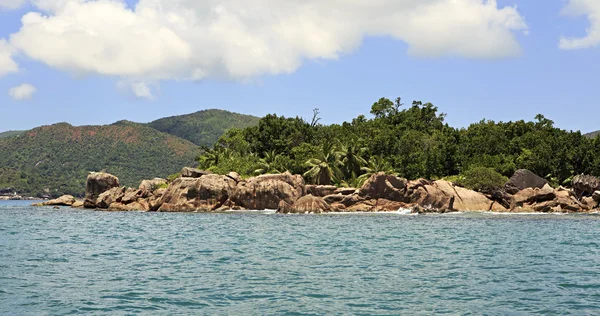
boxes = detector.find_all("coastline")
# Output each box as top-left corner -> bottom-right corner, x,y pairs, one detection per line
35,168 -> 600,215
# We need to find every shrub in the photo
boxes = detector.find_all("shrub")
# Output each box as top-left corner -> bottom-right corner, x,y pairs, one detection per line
456,166 -> 508,193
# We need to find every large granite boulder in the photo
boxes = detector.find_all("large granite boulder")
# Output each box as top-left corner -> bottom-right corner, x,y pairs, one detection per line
84,172 -> 120,208
33,195 -> 76,207
504,169 -> 547,195
158,175 -> 237,212
139,178 -> 167,197
96,187 -> 126,209
358,173 -> 408,201
572,175 -> 600,198
231,172 -> 305,210
407,180 -> 506,212
306,185 -> 338,197
511,184 -> 556,208
277,195 -> 330,214
181,167 -> 213,178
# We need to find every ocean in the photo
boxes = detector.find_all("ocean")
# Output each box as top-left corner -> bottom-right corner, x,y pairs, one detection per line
1,200 -> 600,315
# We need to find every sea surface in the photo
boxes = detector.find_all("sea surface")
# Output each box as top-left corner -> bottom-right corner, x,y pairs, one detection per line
1,200 -> 600,315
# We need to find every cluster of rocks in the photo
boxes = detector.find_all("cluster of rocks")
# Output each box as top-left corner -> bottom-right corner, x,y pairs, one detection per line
37,168 -> 600,214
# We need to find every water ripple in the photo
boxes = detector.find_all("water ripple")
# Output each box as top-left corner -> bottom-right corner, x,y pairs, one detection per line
1,201 -> 600,314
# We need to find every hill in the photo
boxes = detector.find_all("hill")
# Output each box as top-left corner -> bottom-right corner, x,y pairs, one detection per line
0,130 -> 25,139
147,109 -> 260,146
0,122 -> 201,197
584,130 -> 600,138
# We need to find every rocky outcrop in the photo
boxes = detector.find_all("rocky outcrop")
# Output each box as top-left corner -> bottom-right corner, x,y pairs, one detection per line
158,175 -> 237,212
572,175 -> 600,198
181,167 -> 213,178
306,185 -> 337,197
45,170 -> 600,214
406,180 -> 507,212
359,173 -> 408,201
277,195 -> 330,214
139,178 -> 167,196
84,172 -> 120,208
96,187 -> 126,209
231,172 -> 305,210
33,195 -> 76,207
504,169 -> 548,194
511,184 -> 555,208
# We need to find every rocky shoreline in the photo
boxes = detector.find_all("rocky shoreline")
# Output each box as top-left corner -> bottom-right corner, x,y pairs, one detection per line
35,167 -> 600,214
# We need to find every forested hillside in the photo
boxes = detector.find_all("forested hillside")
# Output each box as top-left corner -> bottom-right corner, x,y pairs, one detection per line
147,109 -> 259,146
0,121 -> 200,197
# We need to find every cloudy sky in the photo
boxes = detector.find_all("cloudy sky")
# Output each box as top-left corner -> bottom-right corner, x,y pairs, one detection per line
0,0 -> 598,132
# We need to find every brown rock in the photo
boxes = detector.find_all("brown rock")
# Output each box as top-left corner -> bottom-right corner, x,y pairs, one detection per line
504,169 -> 548,194
226,172 -> 241,183
409,180 -> 505,212
231,172 -> 305,210
511,184 -> 556,207
121,188 -> 142,204
108,201 -> 149,212
84,172 -> 120,208
323,194 -> 345,204
278,195 -> 330,214
158,174 -> 236,212
335,188 -> 357,196
359,173 -> 408,201
181,167 -> 213,178
306,185 -> 338,197
593,191 -> 600,204
96,187 -> 126,209
34,195 -> 76,207
373,199 -> 410,212
139,178 -> 167,197
72,200 -> 84,208
572,175 -> 600,198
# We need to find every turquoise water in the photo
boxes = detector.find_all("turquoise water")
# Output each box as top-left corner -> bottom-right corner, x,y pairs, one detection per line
1,201 -> 600,315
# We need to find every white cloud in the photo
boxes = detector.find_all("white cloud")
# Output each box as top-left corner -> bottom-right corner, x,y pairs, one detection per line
8,83 -> 36,101
0,39 -> 18,77
8,0 -> 528,82
560,0 -> 600,50
0,0 -> 26,10
117,80 -> 156,100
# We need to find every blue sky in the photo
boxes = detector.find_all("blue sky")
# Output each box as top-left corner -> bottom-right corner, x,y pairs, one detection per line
0,0 -> 598,133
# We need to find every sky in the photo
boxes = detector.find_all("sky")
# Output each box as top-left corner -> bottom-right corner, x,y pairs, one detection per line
0,0 -> 598,133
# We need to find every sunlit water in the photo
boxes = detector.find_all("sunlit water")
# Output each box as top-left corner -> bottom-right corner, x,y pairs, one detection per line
1,200 -> 600,315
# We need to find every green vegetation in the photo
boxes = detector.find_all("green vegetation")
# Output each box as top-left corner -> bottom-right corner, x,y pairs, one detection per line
0,130 -> 25,139
148,109 -> 260,147
197,97 -> 600,193
0,122 -> 200,197
454,167 -> 508,194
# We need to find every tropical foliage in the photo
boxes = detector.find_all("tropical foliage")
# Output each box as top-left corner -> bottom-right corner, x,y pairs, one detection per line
197,97 -> 600,192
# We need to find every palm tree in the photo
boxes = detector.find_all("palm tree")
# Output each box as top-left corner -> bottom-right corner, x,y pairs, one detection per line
198,145 -> 231,169
337,142 -> 367,179
357,156 -> 395,186
254,150 -> 285,175
303,142 -> 344,185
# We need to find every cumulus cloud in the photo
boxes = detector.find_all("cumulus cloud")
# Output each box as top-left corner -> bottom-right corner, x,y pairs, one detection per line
8,83 -> 36,101
0,0 -> 26,10
8,0 -> 527,82
118,80 -> 155,100
0,39 -> 18,78
560,0 -> 600,50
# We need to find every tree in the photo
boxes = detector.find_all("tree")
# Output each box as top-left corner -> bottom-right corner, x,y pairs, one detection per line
303,142 -> 344,185
254,150 -> 285,175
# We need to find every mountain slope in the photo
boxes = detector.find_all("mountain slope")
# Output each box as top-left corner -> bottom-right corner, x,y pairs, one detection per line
0,122 -> 201,197
584,130 -> 600,138
0,130 -> 25,139
147,109 -> 260,146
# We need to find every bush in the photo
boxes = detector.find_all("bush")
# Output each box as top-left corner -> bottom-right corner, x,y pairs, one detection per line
456,166 -> 508,193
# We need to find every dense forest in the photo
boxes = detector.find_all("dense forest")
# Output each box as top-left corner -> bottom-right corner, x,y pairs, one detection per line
148,109 -> 260,146
198,97 -> 600,192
